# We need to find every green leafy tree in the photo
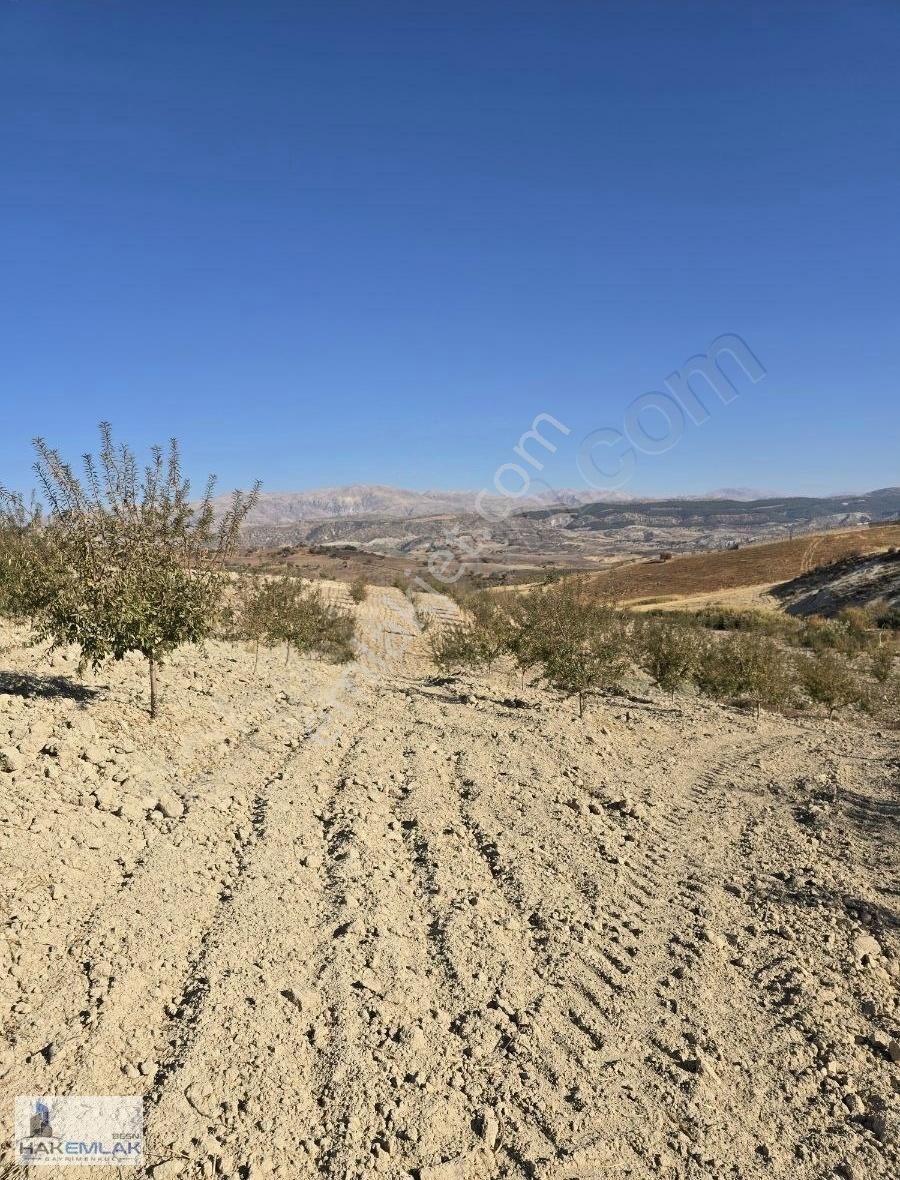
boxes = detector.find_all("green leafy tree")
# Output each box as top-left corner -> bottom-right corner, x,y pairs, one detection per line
2,424 -> 259,718
504,589 -> 554,688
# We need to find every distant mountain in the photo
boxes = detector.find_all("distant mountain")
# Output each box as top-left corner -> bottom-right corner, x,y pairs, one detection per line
700,487 -> 768,501
215,483 -> 620,525
520,487 -> 900,532
235,484 -> 900,561
215,482 -> 804,526
218,483 -> 900,564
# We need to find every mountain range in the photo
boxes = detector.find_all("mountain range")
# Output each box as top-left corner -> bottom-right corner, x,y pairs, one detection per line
215,483 -> 770,525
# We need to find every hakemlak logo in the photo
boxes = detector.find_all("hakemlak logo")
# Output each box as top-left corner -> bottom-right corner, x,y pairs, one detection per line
15,1096 -> 144,1167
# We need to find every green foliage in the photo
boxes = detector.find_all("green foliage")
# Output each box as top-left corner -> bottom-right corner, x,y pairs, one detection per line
695,632 -> 794,712
796,611 -> 877,656
421,581 -> 891,725
531,581 -> 630,716
0,494 -> 46,620
874,606 -> 900,631
427,619 -> 492,673
638,616 -> 699,694
692,606 -> 790,636
1,424 -> 259,718
503,589 -> 555,685
796,650 -> 864,716
240,576 -> 356,666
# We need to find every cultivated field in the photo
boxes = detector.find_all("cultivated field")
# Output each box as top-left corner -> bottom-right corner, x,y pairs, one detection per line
1,585 -> 897,1179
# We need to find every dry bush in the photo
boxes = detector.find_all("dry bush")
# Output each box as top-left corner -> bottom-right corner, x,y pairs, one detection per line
693,605 -> 795,638
875,606 -> 900,631
349,575 -> 369,604
798,611 -> 877,656
873,673 -> 900,726
871,644 -> 896,684
0,424 -> 258,718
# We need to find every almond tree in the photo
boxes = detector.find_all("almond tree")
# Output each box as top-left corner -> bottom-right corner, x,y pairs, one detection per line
241,575 -> 356,668
796,649 -> 862,717
536,581 -> 630,717
638,615 -> 699,697
3,423 -> 259,718
0,493 -> 47,620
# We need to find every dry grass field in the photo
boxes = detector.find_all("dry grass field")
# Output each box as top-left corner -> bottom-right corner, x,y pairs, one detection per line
0,583 -> 897,1179
586,525 -> 900,607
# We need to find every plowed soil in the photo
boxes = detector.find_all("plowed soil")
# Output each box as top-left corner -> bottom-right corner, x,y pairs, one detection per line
1,587 -> 897,1179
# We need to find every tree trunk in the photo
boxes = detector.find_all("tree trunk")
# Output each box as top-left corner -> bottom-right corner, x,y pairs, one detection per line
148,656 -> 159,720
253,639 -> 259,676
578,691 -> 584,718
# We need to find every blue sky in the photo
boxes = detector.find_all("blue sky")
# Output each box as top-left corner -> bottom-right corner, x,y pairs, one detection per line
1,0 -> 897,500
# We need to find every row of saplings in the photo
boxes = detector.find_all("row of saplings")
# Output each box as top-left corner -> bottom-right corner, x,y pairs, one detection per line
0,425 -> 358,718
427,581 -> 899,721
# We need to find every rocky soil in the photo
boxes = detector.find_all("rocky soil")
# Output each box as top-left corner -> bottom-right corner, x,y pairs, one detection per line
0,586 -> 897,1179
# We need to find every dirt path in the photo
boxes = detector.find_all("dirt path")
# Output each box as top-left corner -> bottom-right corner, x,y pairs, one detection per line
1,590 -> 897,1179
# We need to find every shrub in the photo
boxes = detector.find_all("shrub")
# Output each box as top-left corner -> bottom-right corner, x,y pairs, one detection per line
796,650 -> 864,716
695,632 -> 794,714
425,591 -> 511,674
504,589 -> 554,687
639,616 -> 700,695
875,606 -> 900,631
1,424 -> 258,718
798,612 -> 876,656
349,575 -> 368,604
427,620 -> 492,673
693,606 -> 792,637
838,606 -> 877,653
871,644 -> 895,684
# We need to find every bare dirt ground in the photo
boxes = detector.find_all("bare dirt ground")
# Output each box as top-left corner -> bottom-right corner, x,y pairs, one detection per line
1,586 -> 898,1179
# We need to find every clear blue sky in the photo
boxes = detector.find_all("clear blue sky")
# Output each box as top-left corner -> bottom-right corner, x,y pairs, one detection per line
1,0 -> 897,500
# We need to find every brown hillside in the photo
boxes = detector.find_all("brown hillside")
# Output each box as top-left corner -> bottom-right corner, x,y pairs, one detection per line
589,523 -> 900,603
